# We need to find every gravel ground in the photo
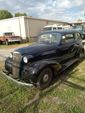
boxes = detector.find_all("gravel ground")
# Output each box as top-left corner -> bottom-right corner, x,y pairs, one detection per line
0,43 -> 29,62
0,49 -> 14,61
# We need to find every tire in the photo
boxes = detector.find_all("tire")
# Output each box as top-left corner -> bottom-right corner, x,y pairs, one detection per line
0,41 -> 3,44
75,49 -> 84,59
5,40 -> 9,45
37,67 -> 53,90
17,41 -> 21,44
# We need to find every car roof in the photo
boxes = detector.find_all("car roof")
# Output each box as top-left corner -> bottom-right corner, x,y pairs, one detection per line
41,29 -> 79,35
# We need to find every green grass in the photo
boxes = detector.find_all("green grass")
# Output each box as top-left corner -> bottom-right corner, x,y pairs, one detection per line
0,72 -> 39,113
0,58 -> 85,113
37,60 -> 85,113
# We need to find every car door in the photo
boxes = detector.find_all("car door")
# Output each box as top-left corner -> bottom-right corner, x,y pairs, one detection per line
57,33 -> 75,62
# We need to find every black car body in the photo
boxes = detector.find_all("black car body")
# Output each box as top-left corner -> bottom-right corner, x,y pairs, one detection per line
4,30 -> 84,89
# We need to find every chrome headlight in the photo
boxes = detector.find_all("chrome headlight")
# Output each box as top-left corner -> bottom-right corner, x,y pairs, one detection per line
23,57 -> 28,63
9,53 -> 13,58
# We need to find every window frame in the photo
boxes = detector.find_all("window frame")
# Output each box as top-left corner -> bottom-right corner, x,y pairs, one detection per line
61,33 -> 75,43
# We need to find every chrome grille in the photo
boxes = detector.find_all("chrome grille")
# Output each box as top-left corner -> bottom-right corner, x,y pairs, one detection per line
12,51 -> 21,78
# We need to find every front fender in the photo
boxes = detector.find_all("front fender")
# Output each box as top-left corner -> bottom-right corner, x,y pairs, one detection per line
33,60 -> 61,72
26,60 -> 61,82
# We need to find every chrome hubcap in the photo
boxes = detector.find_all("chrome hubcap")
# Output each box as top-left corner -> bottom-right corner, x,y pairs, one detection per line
43,74 -> 49,82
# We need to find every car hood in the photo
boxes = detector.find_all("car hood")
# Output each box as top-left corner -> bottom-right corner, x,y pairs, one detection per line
15,43 -> 57,56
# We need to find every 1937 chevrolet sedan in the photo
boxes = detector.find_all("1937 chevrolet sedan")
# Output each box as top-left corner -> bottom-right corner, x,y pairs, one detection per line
4,30 -> 84,89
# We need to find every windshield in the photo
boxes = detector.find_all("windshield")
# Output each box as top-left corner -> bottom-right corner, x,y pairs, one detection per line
43,27 -> 52,31
38,33 -> 61,44
73,25 -> 82,30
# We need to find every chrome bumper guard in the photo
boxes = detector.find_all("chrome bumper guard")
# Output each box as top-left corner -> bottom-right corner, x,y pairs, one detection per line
3,70 -> 33,87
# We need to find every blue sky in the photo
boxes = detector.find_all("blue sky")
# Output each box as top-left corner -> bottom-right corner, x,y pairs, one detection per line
0,0 -> 85,22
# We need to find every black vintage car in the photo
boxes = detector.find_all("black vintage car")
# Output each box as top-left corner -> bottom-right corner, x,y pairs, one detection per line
4,30 -> 84,89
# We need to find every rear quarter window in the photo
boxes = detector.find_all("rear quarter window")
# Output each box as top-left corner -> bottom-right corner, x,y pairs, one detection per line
62,33 -> 74,43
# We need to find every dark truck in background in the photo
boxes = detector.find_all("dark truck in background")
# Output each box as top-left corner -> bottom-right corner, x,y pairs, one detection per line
0,32 -> 22,45
72,22 -> 85,45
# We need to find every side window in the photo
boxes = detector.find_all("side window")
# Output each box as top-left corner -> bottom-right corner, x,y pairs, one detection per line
53,27 -> 56,30
62,33 -> 74,43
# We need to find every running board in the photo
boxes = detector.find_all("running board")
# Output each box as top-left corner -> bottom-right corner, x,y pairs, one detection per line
60,58 -> 79,72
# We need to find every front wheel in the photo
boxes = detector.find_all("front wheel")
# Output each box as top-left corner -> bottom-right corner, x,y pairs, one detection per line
36,67 -> 53,90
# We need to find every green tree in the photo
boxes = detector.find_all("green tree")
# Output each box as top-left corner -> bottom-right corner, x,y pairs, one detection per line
15,12 -> 27,17
0,10 -> 13,20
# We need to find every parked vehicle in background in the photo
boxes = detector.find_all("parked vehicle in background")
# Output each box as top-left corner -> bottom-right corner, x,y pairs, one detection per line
42,24 -> 63,31
72,21 -> 85,45
0,32 -> 22,45
42,24 -> 71,32
4,30 -> 84,89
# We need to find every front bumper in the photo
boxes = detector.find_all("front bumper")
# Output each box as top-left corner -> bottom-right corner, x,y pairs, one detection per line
3,69 -> 33,87
8,38 -> 21,42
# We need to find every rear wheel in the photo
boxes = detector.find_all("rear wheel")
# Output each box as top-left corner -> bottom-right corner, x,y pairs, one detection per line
37,67 -> 53,90
75,49 -> 84,59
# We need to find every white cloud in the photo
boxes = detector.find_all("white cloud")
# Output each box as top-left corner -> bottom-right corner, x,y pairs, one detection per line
56,0 -> 71,9
72,0 -> 84,6
0,0 -> 85,22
